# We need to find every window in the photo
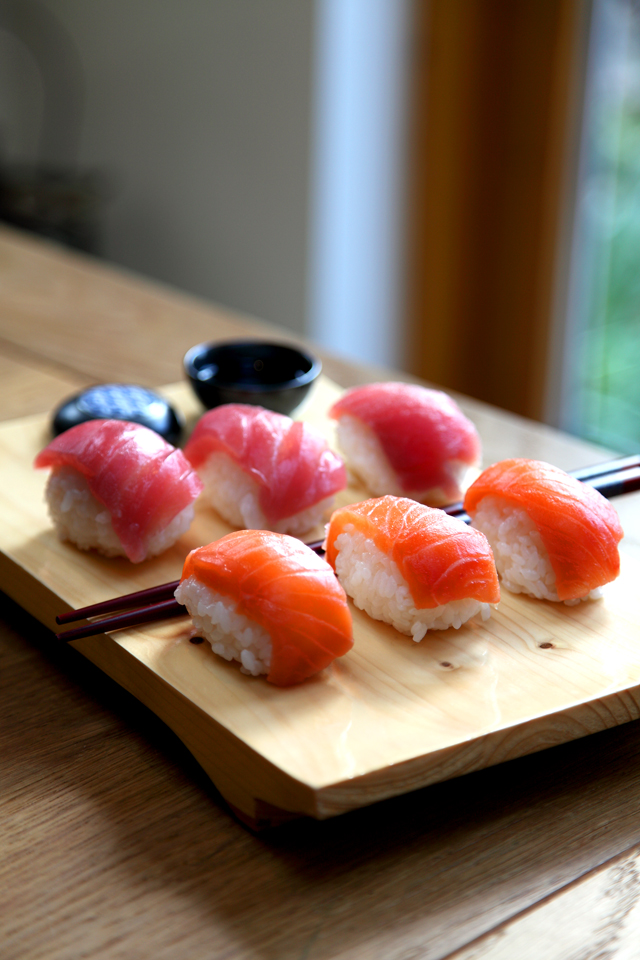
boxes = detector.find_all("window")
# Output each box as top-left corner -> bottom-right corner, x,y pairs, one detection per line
563,0 -> 640,452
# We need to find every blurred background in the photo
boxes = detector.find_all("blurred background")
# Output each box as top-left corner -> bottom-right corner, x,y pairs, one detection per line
0,0 -> 638,452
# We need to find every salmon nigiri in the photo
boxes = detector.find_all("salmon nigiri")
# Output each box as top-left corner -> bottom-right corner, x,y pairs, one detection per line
184,404 -> 347,535
329,382 -> 481,506
175,531 -> 353,685
325,496 -> 499,640
34,419 -> 203,563
464,458 -> 624,602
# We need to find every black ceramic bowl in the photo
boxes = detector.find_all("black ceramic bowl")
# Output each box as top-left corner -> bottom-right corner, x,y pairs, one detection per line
184,340 -> 322,415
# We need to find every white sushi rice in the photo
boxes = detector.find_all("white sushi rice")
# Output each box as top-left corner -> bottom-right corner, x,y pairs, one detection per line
471,495 -> 603,604
45,465 -> 195,560
333,526 -> 491,640
175,576 -> 272,676
198,451 -> 335,535
335,415 -> 474,505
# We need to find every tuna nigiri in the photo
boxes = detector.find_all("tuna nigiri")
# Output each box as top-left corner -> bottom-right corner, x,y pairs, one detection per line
175,531 -> 354,685
184,404 -> 347,535
325,496 -> 500,640
34,419 -> 203,563
329,382 -> 481,506
463,458 -> 624,602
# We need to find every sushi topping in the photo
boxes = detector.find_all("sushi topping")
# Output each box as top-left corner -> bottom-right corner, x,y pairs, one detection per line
179,531 -> 353,685
326,496 -> 500,609
329,382 -> 481,503
184,404 -> 346,522
35,419 -> 203,563
464,459 -> 624,601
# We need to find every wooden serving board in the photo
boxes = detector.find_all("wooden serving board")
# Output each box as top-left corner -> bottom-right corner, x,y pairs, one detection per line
2,377 -> 640,828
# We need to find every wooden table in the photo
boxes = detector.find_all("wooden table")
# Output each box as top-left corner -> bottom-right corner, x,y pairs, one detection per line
2,225 -> 640,959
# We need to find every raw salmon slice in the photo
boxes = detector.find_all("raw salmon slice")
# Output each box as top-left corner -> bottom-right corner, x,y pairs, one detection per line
180,531 -> 353,686
326,496 -> 500,609
464,458 -> 623,601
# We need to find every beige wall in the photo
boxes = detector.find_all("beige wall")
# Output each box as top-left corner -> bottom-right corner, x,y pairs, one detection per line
2,0 -> 314,336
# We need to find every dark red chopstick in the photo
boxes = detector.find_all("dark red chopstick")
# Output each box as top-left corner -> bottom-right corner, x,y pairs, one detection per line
56,538 -> 327,628
56,579 -> 181,625
580,464 -> 640,498
55,454 -> 640,643
56,540 -> 327,642
56,598 -> 185,642
570,453 -> 640,483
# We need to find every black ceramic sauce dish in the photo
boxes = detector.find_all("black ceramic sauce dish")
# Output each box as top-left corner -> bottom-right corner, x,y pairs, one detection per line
184,340 -> 322,415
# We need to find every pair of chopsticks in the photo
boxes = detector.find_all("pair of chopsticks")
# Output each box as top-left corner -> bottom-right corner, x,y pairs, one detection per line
55,539 -> 325,643
55,454 -> 640,643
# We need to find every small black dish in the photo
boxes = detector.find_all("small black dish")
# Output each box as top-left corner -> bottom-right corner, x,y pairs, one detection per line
184,340 -> 322,415
52,384 -> 182,444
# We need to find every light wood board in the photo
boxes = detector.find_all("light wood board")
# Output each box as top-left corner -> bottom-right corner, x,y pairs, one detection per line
2,376 -> 640,827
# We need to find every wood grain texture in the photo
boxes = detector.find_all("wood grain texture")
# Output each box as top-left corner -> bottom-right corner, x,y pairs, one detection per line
5,593 -> 640,960
447,844 -> 640,959
4,226 -> 640,959
4,379 -> 640,825
0,223 -> 361,393
0,226 -> 265,387
0,339 -> 91,422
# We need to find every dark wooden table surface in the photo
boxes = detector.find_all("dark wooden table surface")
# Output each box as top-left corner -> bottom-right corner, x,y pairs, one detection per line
2,225 -> 639,959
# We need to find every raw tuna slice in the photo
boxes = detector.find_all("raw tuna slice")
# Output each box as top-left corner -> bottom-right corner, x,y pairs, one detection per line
329,382 -> 481,506
35,419 -> 203,563
184,404 -> 346,535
